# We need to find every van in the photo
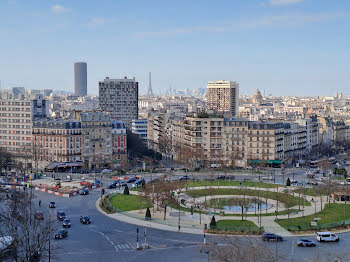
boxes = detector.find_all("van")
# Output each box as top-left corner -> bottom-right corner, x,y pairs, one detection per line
316,232 -> 339,242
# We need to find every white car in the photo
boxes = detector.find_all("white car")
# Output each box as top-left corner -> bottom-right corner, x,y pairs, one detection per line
262,176 -> 273,180
316,232 -> 339,242
102,169 -> 112,173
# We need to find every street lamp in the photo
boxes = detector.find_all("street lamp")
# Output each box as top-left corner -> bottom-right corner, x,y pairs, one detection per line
177,189 -> 181,231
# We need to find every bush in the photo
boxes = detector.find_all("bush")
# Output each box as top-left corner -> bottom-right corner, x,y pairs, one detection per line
286,177 -> 291,187
210,216 -> 217,229
123,185 -> 130,195
145,207 -> 151,220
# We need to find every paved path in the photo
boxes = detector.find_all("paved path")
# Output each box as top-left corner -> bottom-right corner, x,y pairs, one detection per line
105,186 -> 330,237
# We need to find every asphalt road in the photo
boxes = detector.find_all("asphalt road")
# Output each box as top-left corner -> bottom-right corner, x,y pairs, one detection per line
32,187 -> 350,262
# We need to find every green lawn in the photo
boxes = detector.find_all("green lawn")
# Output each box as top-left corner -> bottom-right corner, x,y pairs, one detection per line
277,203 -> 350,231
109,194 -> 151,211
185,180 -> 276,189
293,187 -> 327,197
186,188 -> 310,207
212,219 -> 261,232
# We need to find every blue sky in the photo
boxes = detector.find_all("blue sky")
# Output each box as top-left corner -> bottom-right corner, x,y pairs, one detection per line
0,0 -> 349,96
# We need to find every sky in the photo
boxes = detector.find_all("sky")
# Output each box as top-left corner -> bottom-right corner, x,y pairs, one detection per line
0,0 -> 349,96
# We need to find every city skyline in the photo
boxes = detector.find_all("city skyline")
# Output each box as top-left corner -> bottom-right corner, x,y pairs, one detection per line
0,0 -> 349,96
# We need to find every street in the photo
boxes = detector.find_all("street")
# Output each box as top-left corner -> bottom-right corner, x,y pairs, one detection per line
33,187 -> 350,262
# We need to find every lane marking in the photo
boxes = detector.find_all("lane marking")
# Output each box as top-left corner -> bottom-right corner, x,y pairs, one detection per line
112,229 -> 123,233
90,229 -> 118,252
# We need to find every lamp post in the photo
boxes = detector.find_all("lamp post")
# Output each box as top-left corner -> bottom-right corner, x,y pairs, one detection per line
177,189 -> 181,231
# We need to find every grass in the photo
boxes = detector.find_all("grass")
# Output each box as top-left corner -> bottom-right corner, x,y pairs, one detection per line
185,180 -> 276,189
293,187 -> 327,196
210,219 -> 262,233
109,194 -> 151,211
277,203 -> 350,231
186,188 -> 311,207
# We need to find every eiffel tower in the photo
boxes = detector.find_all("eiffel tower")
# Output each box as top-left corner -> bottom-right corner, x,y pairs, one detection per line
146,72 -> 154,97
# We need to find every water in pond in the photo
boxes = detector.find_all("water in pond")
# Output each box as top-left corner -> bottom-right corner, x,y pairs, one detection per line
222,203 -> 269,212
207,198 -> 270,212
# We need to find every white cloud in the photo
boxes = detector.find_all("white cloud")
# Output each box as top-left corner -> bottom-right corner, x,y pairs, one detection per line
51,4 -> 71,14
133,12 -> 349,38
87,18 -> 118,27
269,0 -> 304,6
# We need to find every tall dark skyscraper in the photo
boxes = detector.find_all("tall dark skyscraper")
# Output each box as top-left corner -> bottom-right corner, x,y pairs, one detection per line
74,62 -> 87,96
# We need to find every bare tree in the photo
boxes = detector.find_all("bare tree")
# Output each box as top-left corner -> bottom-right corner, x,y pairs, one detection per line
0,190 -> 58,262
0,147 -> 14,172
206,236 -> 285,262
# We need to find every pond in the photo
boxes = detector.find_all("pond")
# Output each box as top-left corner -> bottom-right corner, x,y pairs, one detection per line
207,198 -> 270,212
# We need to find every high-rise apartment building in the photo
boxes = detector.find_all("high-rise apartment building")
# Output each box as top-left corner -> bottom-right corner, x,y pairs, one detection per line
74,62 -> 87,97
0,91 -> 49,168
207,80 -> 239,117
99,77 -> 138,128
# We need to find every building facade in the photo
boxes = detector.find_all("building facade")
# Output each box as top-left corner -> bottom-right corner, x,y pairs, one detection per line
99,77 -> 138,128
32,119 -> 82,169
74,62 -> 87,97
132,119 -> 148,140
79,111 -> 112,169
112,120 -> 127,164
0,91 -> 49,169
207,80 -> 239,117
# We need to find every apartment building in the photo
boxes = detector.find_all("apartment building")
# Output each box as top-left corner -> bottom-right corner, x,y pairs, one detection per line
79,111 -> 112,169
112,120 -> 127,163
207,80 -> 239,117
0,90 -> 49,168
99,76 -> 138,128
283,122 -> 307,159
132,119 -> 148,140
32,119 -> 82,169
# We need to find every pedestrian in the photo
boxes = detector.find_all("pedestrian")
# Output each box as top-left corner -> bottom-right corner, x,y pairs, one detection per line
39,200 -> 41,207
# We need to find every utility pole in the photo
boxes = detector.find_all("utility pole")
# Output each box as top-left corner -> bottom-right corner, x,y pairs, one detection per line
136,228 -> 140,249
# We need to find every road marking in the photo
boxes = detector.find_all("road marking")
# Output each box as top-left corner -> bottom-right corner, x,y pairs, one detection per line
90,229 -> 119,252
112,229 -> 123,233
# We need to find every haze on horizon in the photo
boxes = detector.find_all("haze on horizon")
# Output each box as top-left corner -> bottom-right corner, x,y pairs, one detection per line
0,0 -> 349,96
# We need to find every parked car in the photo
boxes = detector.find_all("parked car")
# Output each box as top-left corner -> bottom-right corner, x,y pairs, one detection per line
119,181 -> 127,187
316,232 -> 339,242
80,215 -> 91,224
49,201 -> 56,208
216,176 -> 226,180
102,169 -> 112,174
34,211 -> 44,220
62,218 -> 71,228
262,232 -> 283,241
54,229 -> 68,239
126,177 -> 137,183
79,188 -> 89,195
297,239 -> 316,247
57,211 -> 66,221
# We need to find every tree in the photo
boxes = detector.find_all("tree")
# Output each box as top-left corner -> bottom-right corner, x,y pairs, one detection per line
145,207 -> 151,220
286,177 -> 291,187
0,190 -> 57,262
209,216 -> 216,229
206,236 -> 285,262
0,147 -> 14,172
123,185 -> 130,195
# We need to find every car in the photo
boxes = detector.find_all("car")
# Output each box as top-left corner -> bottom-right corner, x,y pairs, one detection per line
54,229 -> 68,239
49,202 -> 56,208
57,211 -> 66,221
216,176 -> 227,180
62,218 -> 71,228
34,211 -> 44,220
126,177 -> 137,183
102,169 -> 112,173
297,239 -> 316,247
316,232 -> 339,242
79,188 -> 89,195
107,183 -> 117,189
179,175 -> 189,181
80,215 -> 91,224
262,232 -> 283,241
262,176 -> 273,180
134,179 -> 145,186
119,181 -> 127,187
